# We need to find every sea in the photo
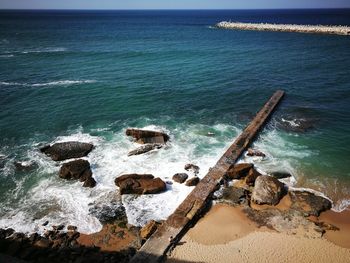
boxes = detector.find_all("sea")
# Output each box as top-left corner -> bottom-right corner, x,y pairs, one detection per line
0,9 -> 350,234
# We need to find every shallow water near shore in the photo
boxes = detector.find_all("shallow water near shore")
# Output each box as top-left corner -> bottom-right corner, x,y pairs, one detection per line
0,9 -> 350,234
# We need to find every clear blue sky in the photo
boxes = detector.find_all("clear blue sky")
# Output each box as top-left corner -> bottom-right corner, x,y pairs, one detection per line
1,0 -> 350,10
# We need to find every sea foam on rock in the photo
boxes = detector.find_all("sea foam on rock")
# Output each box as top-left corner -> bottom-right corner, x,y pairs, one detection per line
126,128 -> 169,144
59,159 -> 96,188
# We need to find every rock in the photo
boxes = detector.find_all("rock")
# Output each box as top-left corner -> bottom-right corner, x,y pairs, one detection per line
28,233 -> 38,243
172,173 -> 188,184
245,168 -> 261,186
42,221 -> 49,226
89,200 -> 127,223
219,186 -> 247,206
83,176 -> 96,188
40,141 -> 94,161
184,164 -> 200,174
251,175 -> 285,205
140,220 -> 158,240
126,128 -> 169,144
34,238 -> 51,248
270,171 -> 292,179
14,161 -> 37,172
289,190 -> 332,216
52,224 -> 65,231
276,117 -> 315,133
246,148 -> 266,157
185,177 -> 200,186
115,174 -> 166,195
127,144 -> 162,156
225,163 -> 253,180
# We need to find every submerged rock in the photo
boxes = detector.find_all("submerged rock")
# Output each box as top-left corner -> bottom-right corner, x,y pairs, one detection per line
59,159 -> 96,188
126,128 -> 169,144
251,175 -> 285,205
289,190 -> 332,216
185,177 -> 200,186
172,173 -> 188,184
127,144 -> 162,156
225,163 -> 253,180
246,148 -> 266,157
115,174 -> 166,195
40,141 -> 94,161
14,161 -> 38,172
270,171 -> 292,179
184,164 -> 200,174
276,117 -> 316,133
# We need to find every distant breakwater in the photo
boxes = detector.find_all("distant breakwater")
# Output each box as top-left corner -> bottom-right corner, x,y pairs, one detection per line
215,21 -> 350,36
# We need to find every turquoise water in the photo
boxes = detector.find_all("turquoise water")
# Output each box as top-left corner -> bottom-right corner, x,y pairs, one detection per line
0,10 -> 350,233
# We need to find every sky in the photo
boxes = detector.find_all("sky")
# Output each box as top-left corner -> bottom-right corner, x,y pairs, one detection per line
1,0 -> 350,10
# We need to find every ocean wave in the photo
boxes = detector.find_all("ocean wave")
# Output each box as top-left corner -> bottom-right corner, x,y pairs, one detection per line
0,80 -> 97,87
0,54 -> 14,58
20,47 -> 67,54
332,199 -> 350,212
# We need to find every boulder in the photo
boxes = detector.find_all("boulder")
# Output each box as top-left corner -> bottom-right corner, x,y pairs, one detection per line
246,148 -> 266,157
225,163 -> 253,180
245,168 -> 261,186
115,174 -> 166,195
185,177 -> 200,186
219,186 -> 247,206
40,141 -> 93,161
59,159 -> 96,188
83,177 -> 96,188
14,161 -> 37,172
270,171 -> 292,179
289,190 -> 332,216
126,128 -> 169,144
127,144 -> 162,156
140,220 -> 158,240
184,164 -> 200,174
172,173 -> 188,184
251,175 -> 285,205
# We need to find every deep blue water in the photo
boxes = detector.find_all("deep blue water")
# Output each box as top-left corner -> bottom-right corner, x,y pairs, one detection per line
0,9 -> 350,233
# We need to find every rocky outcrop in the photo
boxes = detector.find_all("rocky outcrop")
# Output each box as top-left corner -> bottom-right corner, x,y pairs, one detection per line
246,148 -> 266,157
251,175 -> 285,205
225,163 -> 253,180
270,171 -> 292,179
40,142 -> 94,161
172,173 -> 188,184
185,177 -> 200,186
126,129 -> 169,144
289,190 -> 332,216
245,168 -> 261,186
127,144 -> 162,156
59,159 -> 96,188
184,164 -> 200,174
218,186 -> 247,206
115,174 -> 166,195
140,220 -> 158,240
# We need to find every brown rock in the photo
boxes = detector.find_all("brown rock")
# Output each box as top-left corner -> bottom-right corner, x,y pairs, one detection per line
59,159 -> 92,180
184,164 -> 200,174
83,176 -> 96,188
219,186 -> 247,206
140,220 -> 158,240
225,163 -> 253,179
246,148 -> 266,157
172,173 -> 188,184
126,128 -> 169,144
185,177 -> 200,186
289,190 -> 332,216
34,238 -> 51,248
127,144 -> 162,156
67,225 -> 77,231
245,168 -> 262,186
40,141 -> 94,161
115,174 -> 166,195
251,175 -> 285,205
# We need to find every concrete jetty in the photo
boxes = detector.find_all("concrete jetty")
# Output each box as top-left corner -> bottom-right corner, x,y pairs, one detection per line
215,21 -> 350,36
130,90 -> 285,263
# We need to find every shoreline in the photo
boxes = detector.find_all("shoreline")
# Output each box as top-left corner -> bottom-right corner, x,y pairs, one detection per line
215,21 -> 350,35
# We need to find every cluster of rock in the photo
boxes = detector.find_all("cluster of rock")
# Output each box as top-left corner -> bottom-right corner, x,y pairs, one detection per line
217,162 -> 334,237
40,141 -> 96,188
115,174 -> 166,195
172,164 -> 200,186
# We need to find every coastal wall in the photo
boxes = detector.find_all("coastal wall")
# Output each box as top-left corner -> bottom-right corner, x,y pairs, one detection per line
215,21 -> 350,35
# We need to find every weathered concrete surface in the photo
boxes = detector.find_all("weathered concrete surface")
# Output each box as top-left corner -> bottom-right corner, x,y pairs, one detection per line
130,90 -> 284,263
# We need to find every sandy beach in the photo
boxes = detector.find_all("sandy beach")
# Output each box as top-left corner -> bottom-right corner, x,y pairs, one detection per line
167,204 -> 350,263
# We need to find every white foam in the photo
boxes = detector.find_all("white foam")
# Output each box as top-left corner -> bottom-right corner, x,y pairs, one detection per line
332,199 -> 350,212
0,80 -> 97,87
20,47 -> 67,54
0,54 -> 14,58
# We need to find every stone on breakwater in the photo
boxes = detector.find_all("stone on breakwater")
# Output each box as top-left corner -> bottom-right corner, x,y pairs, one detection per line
115,174 -> 166,195
40,141 -> 94,161
126,128 -> 169,144
251,175 -> 285,205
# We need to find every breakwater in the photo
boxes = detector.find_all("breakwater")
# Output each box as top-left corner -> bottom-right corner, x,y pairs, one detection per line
215,21 -> 350,35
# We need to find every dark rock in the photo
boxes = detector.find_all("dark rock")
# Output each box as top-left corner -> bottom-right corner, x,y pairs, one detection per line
246,148 -> 266,157
245,168 -> 262,186
89,201 -> 127,223
140,220 -> 158,240
251,175 -> 285,205
59,159 -> 91,180
40,141 -> 94,161
42,221 -> 49,226
270,171 -> 292,179
184,164 -> 200,174
52,224 -> 65,231
126,128 -> 170,144
289,190 -> 332,216
4,228 -> 15,238
225,163 -> 253,180
172,173 -> 188,184
219,186 -> 247,206
276,117 -> 315,133
28,233 -> 38,243
115,174 -> 166,195
185,177 -> 200,186
34,238 -> 51,248
315,221 -> 340,231
127,144 -> 162,156
83,177 -> 96,188
67,225 -> 77,231
14,161 -> 37,172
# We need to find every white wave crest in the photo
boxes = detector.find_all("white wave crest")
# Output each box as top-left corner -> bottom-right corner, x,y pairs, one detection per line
0,80 -> 97,87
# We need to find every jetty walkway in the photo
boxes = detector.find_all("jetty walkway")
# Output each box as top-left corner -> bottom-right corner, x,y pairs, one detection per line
130,90 -> 285,262
215,21 -> 350,36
